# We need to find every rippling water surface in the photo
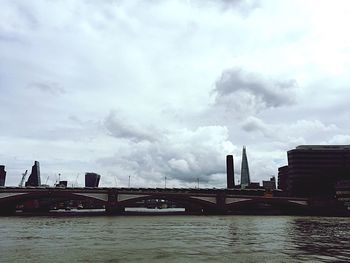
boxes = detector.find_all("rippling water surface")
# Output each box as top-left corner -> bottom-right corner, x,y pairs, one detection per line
0,215 -> 349,262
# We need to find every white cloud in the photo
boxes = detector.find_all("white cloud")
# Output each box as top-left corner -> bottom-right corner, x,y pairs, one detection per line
1,0 -> 350,187
327,135 -> 350,145
104,110 -> 159,142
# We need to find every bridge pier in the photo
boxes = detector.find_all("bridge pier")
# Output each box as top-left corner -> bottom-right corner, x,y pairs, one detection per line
202,192 -> 228,215
185,206 -> 202,213
0,204 -> 16,216
105,189 -> 125,215
105,206 -> 125,215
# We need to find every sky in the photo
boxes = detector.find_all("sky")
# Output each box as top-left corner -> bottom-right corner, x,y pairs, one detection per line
1,0 -> 350,188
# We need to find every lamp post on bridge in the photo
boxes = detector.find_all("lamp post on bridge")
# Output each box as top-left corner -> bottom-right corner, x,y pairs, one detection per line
128,176 -> 130,188
164,176 -> 167,188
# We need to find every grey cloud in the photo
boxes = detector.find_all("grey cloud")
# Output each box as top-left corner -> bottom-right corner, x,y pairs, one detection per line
213,69 -> 298,114
28,82 -> 65,95
16,4 -> 39,30
0,33 -> 24,44
2,2 -> 39,32
192,0 -> 260,14
104,111 -> 159,142
218,0 -> 260,12
241,116 -> 271,136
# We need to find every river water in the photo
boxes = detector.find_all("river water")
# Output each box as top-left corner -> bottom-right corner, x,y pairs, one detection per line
0,215 -> 349,262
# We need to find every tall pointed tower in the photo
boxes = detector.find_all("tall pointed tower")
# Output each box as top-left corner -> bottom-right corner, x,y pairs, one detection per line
240,146 -> 250,188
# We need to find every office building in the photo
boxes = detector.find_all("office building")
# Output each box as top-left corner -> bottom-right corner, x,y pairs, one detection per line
263,177 -> 276,190
241,146 -> 251,188
85,173 -> 101,187
25,161 -> 41,187
280,145 -> 350,197
278,165 -> 289,191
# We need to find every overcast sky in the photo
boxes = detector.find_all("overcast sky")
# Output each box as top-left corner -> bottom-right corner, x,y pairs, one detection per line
1,0 -> 350,187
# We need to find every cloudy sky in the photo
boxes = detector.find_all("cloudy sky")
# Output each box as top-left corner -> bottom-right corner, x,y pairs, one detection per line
1,0 -> 350,188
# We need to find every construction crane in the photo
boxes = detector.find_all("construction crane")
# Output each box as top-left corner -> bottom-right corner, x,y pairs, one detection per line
19,170 -> 28,187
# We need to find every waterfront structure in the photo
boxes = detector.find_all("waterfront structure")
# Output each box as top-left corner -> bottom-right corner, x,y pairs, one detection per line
25,161 -> 41,187
226,155 -> 235,189
85,173 -> 101,187
58,181 -> 68,187
240,146 -> 250,188
0,165 -> 6,186
263,177 -> 276,190
280,145 -> 350,197
247,182 -> 260,189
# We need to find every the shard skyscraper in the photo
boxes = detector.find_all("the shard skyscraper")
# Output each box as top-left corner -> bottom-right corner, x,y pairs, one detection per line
240,146 -> 250,188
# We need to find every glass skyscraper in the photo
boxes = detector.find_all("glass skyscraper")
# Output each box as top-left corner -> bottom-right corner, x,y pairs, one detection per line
240,146 -> 250,188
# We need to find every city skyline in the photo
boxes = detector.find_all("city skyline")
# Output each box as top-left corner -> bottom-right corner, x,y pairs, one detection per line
1,0 -> 350,188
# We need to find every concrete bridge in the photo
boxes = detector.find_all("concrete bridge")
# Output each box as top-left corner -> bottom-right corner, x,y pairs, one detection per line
0,186 -> 309,215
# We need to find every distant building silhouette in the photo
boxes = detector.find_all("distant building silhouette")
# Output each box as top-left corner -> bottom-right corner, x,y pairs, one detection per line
59,181 -> 68,187
263,177 -> 276,190
278,165 -> 289,191
85,173 -> 101,187
240,146 -> 250,188
0,165 -> 6,186
25,161 -> 41,187
247,182 -> 260,189
280,145 -> 350,197
226,155 -> 235,189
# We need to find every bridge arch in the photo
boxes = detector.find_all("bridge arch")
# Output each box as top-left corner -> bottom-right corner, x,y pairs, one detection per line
225,197 -> 308,213
0,190 -> 108,213
115,193 -> 218,211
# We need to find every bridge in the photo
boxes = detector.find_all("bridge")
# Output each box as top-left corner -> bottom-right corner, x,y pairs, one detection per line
0,186 -> 309,215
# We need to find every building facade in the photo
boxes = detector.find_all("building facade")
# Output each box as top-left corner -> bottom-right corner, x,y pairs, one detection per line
278,165 -> 289,191
25,161 -> 41,187
281,145 -> 350,197
262,177 -> 276,190
85,173 -> 101,187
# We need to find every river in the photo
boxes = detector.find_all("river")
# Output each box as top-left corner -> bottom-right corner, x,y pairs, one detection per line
0,215 -> 349,262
